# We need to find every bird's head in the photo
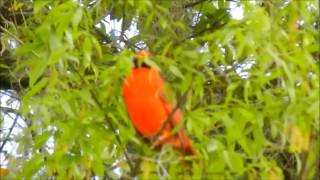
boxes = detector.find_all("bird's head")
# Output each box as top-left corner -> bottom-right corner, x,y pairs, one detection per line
137,50 -> 151,59
134,50 -> 151,68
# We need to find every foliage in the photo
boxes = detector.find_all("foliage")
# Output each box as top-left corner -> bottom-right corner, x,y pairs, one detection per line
0,0 -> 319,179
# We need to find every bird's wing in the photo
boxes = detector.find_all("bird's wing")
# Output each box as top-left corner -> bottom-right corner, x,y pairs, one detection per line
158,90 -> 181,124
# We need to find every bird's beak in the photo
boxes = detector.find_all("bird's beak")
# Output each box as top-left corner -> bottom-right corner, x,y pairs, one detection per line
137,50 -> 151,59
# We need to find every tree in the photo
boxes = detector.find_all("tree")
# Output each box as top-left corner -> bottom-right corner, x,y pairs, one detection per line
0,0 -> 319,179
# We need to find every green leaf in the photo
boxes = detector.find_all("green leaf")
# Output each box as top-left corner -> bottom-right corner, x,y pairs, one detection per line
72,8 -> 83,27
60,98 -> 75,117
92,158 -> 104,178
144,58 -> 161,71
78,89 -> 95,105
34,0 -> 51,14
17,154 -> 44,179
0,63 -> 9,69
83,37 -> 92,68
33,130 -> 52,151
25,78 -> 48,98
169,65 -> 184,79
49,47 -> 65,64
49,34 -> 62,51
29,58 -> 48,86
93,38 -> 103,60
224,151 -> 244,173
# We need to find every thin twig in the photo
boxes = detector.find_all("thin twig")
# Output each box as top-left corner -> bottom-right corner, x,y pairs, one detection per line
121,34 -> 142,51
152,77 -> 194,144
0,26 -> 23,44
0,90 -> 19,100
0,112 -> 19,152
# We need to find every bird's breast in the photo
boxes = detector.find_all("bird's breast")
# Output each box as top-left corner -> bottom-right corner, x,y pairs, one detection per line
123,68 -> 167,136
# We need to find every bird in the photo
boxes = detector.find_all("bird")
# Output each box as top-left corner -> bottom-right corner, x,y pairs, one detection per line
122,50 -> 196,155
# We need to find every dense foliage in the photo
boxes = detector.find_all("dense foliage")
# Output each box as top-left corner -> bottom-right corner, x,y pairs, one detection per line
0,0 -> 319,179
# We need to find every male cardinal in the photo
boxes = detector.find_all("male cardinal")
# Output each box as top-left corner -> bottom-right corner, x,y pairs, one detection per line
122,50 -> 196,155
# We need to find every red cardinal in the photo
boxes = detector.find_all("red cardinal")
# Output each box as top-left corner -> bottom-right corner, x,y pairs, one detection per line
122,50 -> 196,155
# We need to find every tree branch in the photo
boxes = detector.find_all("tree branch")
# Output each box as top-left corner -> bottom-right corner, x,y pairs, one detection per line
120,4 -> 126,38
0,106 -> 19,114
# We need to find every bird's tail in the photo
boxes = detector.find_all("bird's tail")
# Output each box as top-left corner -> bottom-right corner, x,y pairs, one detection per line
153,129 -> 197,156
166,130 -> 197,156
